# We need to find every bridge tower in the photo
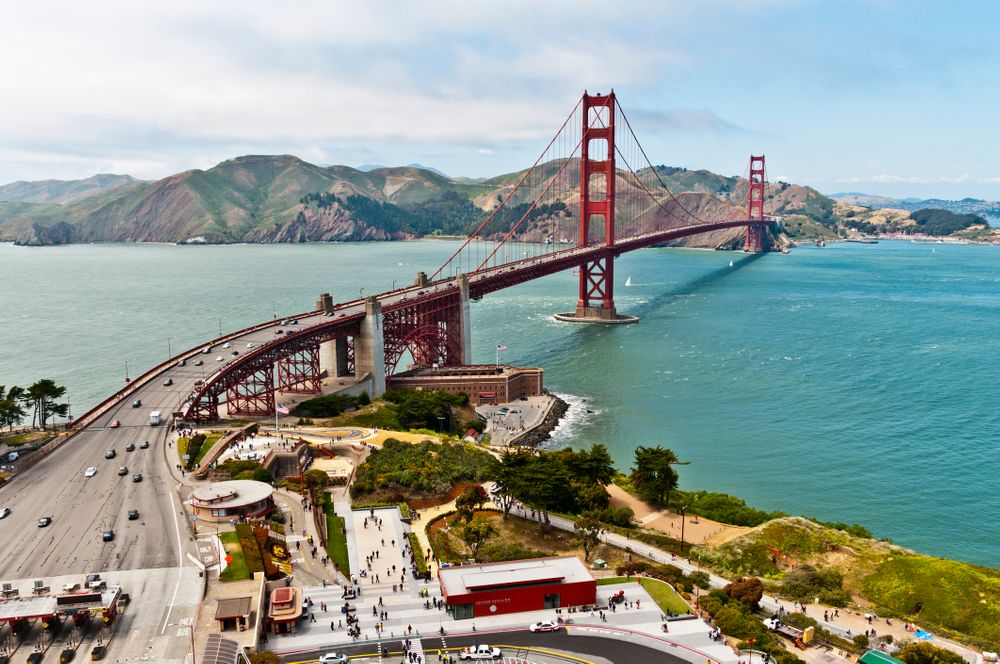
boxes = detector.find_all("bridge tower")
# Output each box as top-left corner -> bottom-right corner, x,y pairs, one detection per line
744,154 -> 767,252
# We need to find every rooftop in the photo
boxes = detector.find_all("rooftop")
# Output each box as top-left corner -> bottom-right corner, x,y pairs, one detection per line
215,596 -> 252,621
438,556 -> 594,597
191,480 -> 273,508
393,364 -> 540,379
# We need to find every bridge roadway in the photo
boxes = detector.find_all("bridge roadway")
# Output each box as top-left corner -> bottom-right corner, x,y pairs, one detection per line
0,223 -> 764,581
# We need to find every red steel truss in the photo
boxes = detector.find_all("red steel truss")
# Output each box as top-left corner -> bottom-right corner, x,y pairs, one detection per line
576,92 -> 617,318
745,154 -> 766,252
382,290 -> 463,376
276,346 -> 322,394
227,364 -> 275,416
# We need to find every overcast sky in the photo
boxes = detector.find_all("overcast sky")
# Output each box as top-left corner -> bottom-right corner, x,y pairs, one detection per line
2,0 -> 999,198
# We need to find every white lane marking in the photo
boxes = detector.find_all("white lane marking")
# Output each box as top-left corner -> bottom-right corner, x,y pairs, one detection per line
159,484 -> 186,635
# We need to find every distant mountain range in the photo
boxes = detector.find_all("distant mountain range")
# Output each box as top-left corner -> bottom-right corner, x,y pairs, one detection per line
0,155 -> 854,247
831,192 -> 1000,217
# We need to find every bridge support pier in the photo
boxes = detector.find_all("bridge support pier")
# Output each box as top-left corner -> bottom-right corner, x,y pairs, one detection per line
455,273 -> 472,364
355,296 -> 387,396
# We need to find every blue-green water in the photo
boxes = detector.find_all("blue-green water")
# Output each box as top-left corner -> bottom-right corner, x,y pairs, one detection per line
1,240 -> 998,567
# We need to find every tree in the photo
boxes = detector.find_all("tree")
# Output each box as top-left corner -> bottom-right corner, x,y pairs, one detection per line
461,517 -> 497,561
519,454 -> 575,530
724,577 -> 764,608
574,516 -> 602,562
572,444 -> 617,485
249,653 -> 281,664
491,449 -> 530,520
24,379 -> 68,430
630,446 -> 685,509
896,642 -> 966,664
0,386 -> 28,430
455,486 -> 481,523
304,468 -> 331,490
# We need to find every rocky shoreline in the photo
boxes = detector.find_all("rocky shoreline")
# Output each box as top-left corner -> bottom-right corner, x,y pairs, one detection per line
508,392 -> 569,448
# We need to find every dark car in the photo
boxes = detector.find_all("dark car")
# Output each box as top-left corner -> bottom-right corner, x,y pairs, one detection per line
105,449 -> 116,459
132,473 -> 142,483
132,399 -> 141,408
125,443 -> 135,452
139,440 -> 149,449
177,359 -> 186,367
102,530 -> 114,542
232,350 -> 239,356
275,329 -> 284,335
128,510 -> 139,520
118,466 -> 128,476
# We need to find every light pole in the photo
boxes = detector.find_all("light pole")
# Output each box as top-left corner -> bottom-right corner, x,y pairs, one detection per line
359,287 -> 365,299
392,279 -> 397,291
218,317 -> 223,336
272,302 -> 277,319
167,336 -> 173,359
124,360 -> 130,384
169,623 -> 196,664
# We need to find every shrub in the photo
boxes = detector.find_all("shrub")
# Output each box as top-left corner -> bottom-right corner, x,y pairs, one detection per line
725,577 -> 764,608
582,506 -> 634,528
896,642 -> 967,664
351,438 -> 496,496
184,433 -> 207,470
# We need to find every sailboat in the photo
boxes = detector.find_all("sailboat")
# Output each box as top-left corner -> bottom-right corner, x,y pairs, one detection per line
728,260 -> 734,268
625,276 -> 633,287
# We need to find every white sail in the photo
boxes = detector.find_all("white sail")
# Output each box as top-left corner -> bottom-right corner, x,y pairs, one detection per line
625,276 -> 633,287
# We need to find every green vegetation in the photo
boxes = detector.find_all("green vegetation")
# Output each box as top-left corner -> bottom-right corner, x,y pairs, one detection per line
182,434 -> 207,469
896,642 -> 967,664
350,500 -> 412,519
234,523 -> 265,574
0,380 -> 67,430
409,533 -> 427,575
638,577 -> 691,614
292,392 -> 369,418
382,389 -> 467,432
221,458 -> 273,483
699,588 -> 805,664
219,531 -> 251,581
909,209 -> 985,236
616,560 -> 711,594
630,446 -> 684,509
671,490 -> 784,527
323,497 -> 351,575
351,438 -> 495,498
596,576 -> 631,586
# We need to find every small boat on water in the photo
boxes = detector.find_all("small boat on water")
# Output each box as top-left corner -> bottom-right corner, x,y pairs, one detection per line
816,237 -> 826,247
625,276 -> 633,287
728,260 -> 734,268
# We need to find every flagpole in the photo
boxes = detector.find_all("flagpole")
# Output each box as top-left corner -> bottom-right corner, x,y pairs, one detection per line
496,344 -> 499,367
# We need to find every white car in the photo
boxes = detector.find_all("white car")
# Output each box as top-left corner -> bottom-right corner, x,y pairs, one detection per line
246,342 -> 255,348
459,645 -> 502,660
318,654 -> 348,664
84,467 -> 98,478
216,355 -> 224,362
529,620 -> 560,632
0,507 -> 10,519
222,342 -> 231,349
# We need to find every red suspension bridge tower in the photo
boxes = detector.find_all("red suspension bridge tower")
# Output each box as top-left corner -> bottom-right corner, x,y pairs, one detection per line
744,154 -> 767,252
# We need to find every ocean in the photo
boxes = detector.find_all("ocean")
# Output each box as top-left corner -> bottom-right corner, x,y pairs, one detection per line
1,240 -> 997,567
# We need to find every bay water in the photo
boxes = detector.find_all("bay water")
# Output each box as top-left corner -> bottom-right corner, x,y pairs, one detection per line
1,240 -> 997,567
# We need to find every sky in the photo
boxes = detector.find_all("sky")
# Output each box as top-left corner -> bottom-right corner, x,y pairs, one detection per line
2,0 -> 999,199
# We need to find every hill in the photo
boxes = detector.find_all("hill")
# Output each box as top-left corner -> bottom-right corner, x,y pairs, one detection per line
0,156 -> 841,247
831,192 -> 1000,219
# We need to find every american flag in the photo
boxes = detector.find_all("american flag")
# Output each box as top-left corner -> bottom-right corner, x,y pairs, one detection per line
497,344 -> 508,351
276,403 -> 289,415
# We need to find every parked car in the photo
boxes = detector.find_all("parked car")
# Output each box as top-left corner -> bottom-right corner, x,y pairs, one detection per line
84,467 -> 97,478
529,620 -> 560,633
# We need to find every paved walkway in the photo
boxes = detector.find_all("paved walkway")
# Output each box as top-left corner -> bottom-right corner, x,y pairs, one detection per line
478,395 -> 553,447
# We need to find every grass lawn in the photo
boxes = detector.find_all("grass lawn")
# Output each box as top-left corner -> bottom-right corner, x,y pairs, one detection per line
219,531 -> 250,582
596,576 -> 633,586
177,437 -> 189,463
638,577 -> 691,614
0,431 -> 49,447
325,507 -> 351,576
195,434 -> 221,464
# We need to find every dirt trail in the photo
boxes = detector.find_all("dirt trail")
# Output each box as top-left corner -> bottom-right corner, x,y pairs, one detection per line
606,484 -> 750,546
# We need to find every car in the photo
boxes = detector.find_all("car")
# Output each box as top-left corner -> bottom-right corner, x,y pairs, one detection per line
132,399 -> 141,408
132,473 -> 142,482
84,466 -> 97,478
763,617 -> 782,630
127,510 -> 139,520
194,379 -> 205,386
194,359 -> 203,366
109,420 -> 120,428
102,530 -> 114,542
325,312 -> 334,317
280,319 -> 289,326
275,329 -> 284,335
246,342 -> 255,348
290,319 -> 298,325
529,620 -> 560,633
232,350 -> 239,356
458,645 -> 502,660
125,443 -> 135,452
139,440 -> 149,449
202,347 -> 211,354
0,507 -> 10,519
163,378 -> 173,386
37,516 -> 52,527
118,466 -> 128,476
105,449 -> 116,459
215,355 -> 224,362
6,451 -> 19,462
318,654 -> 348,664
178,359 -> 187,367
222,342 -> 231,349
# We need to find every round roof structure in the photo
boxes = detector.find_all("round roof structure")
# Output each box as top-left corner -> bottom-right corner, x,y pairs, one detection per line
190,480 -> 273,509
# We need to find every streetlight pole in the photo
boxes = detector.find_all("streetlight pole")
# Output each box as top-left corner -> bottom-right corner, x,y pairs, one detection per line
218,317 -> 223,337
392,279 -> 397,291
169,623 -> 197,664
167,336 -> 173,359
272,302 -> 277,319
679,504 -> 688,557
359,287 -> 365,299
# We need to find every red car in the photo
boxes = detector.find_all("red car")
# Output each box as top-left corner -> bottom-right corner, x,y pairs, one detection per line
109,420 -> 120,428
